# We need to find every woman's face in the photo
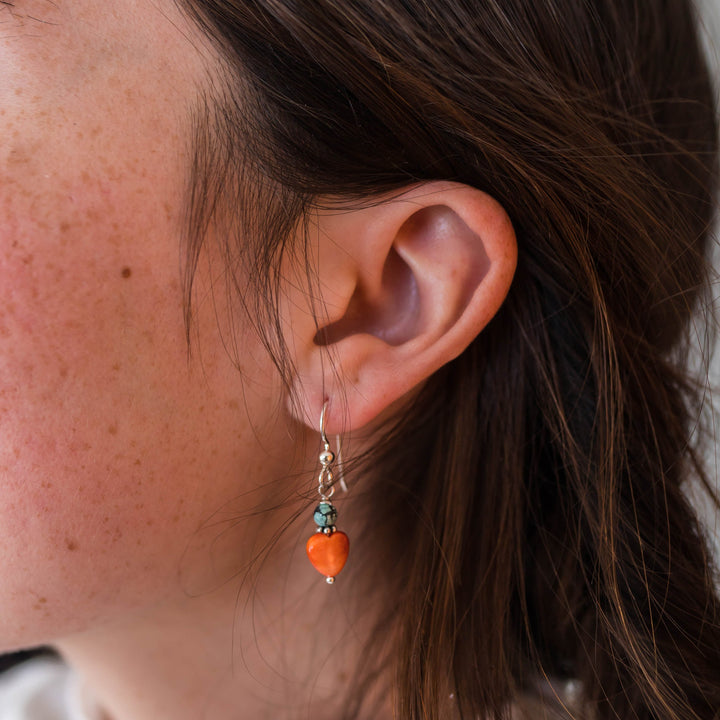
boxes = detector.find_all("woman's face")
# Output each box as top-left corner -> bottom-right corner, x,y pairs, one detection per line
0,0 -> 287,648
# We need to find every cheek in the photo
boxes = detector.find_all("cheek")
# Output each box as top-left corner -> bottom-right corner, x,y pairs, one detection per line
0,144 -> 233,644
0,149 -> 283,649
0,160 -> 178,465
0,0 -> 277,650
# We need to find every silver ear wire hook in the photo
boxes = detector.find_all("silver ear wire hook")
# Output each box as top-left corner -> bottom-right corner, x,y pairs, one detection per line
319,401 -> 330,450
317,402 -> 334,500
321,402 -> 348,493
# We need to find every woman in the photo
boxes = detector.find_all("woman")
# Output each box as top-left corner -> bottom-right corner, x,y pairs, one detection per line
0,0 -> 718,718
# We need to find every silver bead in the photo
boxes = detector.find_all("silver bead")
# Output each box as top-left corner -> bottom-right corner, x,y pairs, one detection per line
322,525 -> 336,535
326,576 -> 335,584
319,450 -> 335,466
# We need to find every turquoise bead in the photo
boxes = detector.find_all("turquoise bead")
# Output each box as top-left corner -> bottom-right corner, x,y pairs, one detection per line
314,502 -> 338,528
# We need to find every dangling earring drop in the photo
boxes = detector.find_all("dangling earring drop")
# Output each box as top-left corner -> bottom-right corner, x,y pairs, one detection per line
305,402 -> 349,584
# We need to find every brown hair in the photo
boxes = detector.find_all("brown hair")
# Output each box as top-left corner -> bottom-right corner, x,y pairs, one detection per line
178,1 -> 720,718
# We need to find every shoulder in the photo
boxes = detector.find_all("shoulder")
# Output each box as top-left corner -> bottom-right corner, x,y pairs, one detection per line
0,659 -> 95,720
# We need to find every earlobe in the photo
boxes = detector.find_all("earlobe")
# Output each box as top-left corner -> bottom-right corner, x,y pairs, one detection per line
286,182 -> 517,434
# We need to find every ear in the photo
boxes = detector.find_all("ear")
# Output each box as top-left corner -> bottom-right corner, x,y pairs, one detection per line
284,181 -> 517,434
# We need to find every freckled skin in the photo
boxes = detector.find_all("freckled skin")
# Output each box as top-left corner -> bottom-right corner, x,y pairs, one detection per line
0,0 -> 294,650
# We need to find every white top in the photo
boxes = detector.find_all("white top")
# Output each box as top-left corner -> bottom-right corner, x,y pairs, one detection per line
0,660 -> 99,720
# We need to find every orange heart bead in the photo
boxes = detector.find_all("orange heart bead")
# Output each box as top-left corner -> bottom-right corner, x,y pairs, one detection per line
306,531 -> 350,579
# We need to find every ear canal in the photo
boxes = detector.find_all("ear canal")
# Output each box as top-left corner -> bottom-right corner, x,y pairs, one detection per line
314,245 -> 420,348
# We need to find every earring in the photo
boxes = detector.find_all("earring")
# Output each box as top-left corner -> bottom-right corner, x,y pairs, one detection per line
305,402 -> 350,584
